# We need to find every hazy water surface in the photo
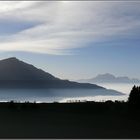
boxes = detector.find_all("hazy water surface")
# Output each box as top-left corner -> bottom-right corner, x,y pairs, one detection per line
0,87 -> 128,103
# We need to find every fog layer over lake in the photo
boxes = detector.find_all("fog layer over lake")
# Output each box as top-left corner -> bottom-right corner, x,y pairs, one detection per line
98,83 -> 140,94
0,88 -> 124,103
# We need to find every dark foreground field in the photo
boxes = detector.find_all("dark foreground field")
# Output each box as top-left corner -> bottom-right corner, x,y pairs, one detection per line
0,101 -> 139,138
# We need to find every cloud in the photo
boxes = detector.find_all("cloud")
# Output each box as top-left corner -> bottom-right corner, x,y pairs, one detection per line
0,1 -> 140,55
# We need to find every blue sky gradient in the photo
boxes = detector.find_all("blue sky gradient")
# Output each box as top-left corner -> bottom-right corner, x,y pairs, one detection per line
0,19 -> 40,36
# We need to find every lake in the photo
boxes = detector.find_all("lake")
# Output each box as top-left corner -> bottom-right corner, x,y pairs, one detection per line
0,83 -> 134,103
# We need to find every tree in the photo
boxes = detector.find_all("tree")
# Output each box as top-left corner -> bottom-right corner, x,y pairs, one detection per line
128,85 -> 140,105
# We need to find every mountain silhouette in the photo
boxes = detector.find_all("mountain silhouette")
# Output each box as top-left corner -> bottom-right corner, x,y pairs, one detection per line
78,73 -> 140,84
0,57 -> 103,89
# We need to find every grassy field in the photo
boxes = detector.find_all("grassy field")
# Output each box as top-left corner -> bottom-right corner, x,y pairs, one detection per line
0,101 -> 139,138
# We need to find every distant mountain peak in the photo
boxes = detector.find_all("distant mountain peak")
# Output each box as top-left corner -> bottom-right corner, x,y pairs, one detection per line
99,73 -> 113,76
78,73 -> 140,84
96,73 -> 115,79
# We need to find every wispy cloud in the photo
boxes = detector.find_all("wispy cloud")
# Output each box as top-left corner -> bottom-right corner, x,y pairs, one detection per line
0,1 -> 140,55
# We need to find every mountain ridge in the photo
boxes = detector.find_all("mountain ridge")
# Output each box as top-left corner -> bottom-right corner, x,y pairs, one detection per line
0,57 -> 104,89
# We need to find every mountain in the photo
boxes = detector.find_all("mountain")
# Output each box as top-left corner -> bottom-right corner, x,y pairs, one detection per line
0,57 -> 104,89
78,73 -> 140,84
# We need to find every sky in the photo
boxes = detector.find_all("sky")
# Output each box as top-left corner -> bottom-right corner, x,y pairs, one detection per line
0,1 -> 140,80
